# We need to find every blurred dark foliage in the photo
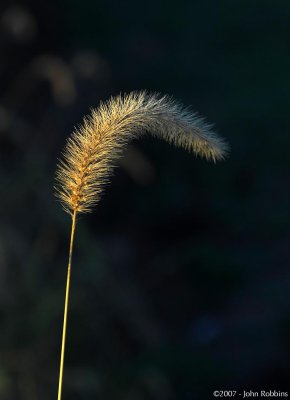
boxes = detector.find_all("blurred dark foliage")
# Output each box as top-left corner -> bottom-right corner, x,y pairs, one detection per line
0,0 -> 290,399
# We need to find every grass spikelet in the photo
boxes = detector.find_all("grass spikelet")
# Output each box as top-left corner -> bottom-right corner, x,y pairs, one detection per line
55,91 -> 228,400
55,91 -> 228,215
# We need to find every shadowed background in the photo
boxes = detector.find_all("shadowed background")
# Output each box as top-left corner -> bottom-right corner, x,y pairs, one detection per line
0,0 -> 290,399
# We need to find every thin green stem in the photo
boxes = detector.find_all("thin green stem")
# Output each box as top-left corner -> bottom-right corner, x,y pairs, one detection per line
57,209 -> 77,400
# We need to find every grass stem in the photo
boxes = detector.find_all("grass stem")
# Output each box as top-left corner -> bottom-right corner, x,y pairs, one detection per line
57,209 -> 77,400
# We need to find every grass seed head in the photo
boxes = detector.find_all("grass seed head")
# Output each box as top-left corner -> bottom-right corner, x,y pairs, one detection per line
55,91 -> 229,214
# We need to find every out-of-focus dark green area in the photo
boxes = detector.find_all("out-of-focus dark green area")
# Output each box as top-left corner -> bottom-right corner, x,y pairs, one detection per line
1,0 -> 290,398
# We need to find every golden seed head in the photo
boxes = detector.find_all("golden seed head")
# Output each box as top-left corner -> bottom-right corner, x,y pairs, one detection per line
55,91 -> 229,214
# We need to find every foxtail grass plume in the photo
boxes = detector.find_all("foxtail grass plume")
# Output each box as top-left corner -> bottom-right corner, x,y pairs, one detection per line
55,91 -> 228,400
55,91 -> 228,215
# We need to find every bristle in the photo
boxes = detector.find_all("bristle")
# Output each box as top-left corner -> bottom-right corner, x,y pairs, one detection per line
55,91 -> 228,214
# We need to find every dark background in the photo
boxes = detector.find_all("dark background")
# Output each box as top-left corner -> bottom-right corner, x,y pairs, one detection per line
1,0 -> 290,399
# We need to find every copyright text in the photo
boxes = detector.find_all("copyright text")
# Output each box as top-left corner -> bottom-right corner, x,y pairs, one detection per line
213,391 -> 288,398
